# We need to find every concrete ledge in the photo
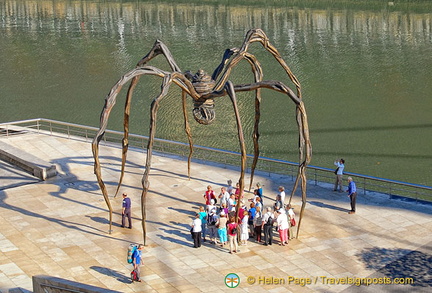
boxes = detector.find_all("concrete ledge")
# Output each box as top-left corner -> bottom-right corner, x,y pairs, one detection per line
0,140 -> 57,180
33,275 -> 122,293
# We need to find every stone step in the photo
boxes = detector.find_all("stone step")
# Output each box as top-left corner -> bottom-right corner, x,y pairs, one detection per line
0,140 -> 57,180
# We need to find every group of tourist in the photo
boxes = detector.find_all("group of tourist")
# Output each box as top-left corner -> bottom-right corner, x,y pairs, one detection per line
190,181 -> 296,253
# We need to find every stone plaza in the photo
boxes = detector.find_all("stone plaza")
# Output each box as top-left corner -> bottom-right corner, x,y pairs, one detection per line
0,131 -> 431,292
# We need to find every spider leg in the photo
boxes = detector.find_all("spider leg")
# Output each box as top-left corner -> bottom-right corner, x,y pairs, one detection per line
212,29 -> 310,237
211,49 -> 235,81
92,67 -> 193,234
224,81 -> 247,220
182,90 -> 193,179
213,48 -> 265,191
233,80 -> 311,238
242,53 -> 264,191
116,41 -> 182,197
293,102 -> 310,238
140,73 -> 177,246
213,29 -> 303,192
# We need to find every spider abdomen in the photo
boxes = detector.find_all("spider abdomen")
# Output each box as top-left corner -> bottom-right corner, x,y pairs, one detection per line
193,99 -> 215,125
189,69 -> 216,125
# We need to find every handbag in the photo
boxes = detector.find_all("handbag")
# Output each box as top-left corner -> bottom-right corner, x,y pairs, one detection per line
334,167 -> 339,175
290,217 -> 296,227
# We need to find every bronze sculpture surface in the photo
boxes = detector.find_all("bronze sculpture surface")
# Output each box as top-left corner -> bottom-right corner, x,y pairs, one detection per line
92,28 -> 312,245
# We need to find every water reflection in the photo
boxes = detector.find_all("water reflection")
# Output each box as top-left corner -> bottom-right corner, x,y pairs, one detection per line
2,1 -> 431,41
1,0 -> 431,185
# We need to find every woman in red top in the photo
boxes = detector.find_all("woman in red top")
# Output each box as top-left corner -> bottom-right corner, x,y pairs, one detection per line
203,185 -> 216,206
227,216 -> 238,254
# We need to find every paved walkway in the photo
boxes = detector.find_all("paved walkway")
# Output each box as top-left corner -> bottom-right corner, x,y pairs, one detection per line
0,132 -> 431,292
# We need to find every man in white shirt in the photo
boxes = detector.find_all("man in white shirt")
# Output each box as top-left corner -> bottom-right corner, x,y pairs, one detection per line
278,186 -> 286,206
228,194 -> 236,212
334,158 -> 345,192
218,187 -> 230,206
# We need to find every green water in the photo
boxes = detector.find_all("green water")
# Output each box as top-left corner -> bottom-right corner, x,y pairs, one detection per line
0,0 -> 431,186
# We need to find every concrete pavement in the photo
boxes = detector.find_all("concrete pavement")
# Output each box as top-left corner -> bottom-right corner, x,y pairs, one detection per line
0,131 -> 431,292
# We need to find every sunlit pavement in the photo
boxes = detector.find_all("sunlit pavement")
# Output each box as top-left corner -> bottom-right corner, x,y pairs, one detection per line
1,132 -> 431,292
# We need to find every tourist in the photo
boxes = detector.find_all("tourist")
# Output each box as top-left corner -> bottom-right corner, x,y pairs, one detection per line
206,199 -> 216,214
235,200 -> 246,241
334,158 -> 345,192
203,185 -> 216,205
254,182 -> 263,205
132,244 -> 144,282
198,206 -> 207,242
276,209 -> 289,245
218,186 -> 230,207
262,207 -> 274,246
274,194 -> 283,211
226,179 -> 234,195
191,213 -> 202,248
234,182 -> 241,198
227,216 -> 238,253
248,203 -> 256,237
255,196 -> 262,210
121,193 -> 132,229
287,204 -> 296,239
207,208 -> 218,244
220,202 -> 229,216
253,206 -> 263,242
278,186 -> 286,206
237,200 -> 246,222
347,177 -> 357,214
228,193 -> 236,212
240,210 -> 249,245
216,211 -> 228,247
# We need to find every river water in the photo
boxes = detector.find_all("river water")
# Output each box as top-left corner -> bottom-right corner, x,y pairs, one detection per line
1,0 -> 431,186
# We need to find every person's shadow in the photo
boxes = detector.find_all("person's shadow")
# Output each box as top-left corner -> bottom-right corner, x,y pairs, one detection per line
308,200 -> 348,212
90,266 -> 132,284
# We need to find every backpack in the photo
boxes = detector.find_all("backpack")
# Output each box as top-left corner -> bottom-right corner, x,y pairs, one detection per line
266,215 -> 274,226
229,223 -> 237,235
207,214 -> 217,226
127,244 -> 138,264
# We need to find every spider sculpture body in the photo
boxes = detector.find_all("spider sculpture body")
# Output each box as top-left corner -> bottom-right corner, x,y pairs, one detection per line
92,29 -> 312,245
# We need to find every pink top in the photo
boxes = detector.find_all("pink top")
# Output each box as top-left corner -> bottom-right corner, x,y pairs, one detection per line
227,222 -> 238,236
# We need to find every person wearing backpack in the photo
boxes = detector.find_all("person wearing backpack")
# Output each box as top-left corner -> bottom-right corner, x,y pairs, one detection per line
262,207 -> 275,246
207,208 -> 218,244
131,244 -> 144,282
227,216 -> 238,254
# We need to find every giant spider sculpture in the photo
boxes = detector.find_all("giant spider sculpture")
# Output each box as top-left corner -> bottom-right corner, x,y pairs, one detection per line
92,29 -> 311,245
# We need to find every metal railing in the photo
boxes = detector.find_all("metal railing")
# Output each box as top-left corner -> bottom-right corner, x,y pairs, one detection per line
1,118 -> 431,203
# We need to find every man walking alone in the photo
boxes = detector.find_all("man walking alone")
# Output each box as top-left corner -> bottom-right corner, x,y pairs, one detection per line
122,193 -> 132,228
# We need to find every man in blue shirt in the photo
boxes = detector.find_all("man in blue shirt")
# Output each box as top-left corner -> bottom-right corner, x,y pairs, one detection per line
132,244 -> 144,282
121,193 -> 132,228
347,177 -> 357,214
